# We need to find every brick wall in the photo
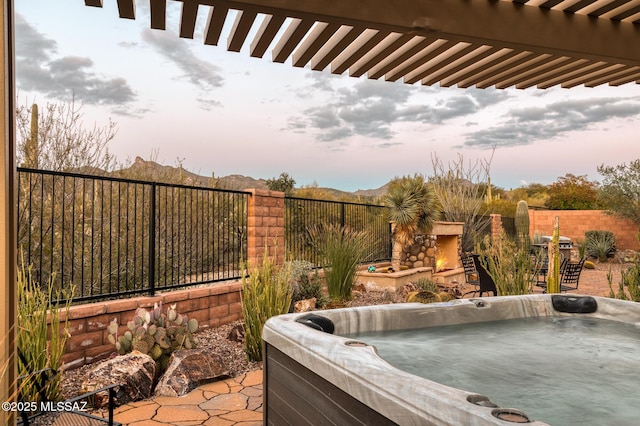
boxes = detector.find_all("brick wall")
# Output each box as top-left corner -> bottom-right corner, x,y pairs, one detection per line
61,282 -> 243,370
246,189 -> 285,267
528,209 -> 640,251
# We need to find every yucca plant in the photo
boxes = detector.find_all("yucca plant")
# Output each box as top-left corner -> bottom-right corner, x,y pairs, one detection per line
17,254 -> 73,403
383,174 -> 438,272
242,249 -> 292,362
309,224 -> 370,301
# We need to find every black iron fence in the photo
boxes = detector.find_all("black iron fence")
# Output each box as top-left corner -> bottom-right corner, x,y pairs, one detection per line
17,168 -> 248,303
284,196 -> 391,266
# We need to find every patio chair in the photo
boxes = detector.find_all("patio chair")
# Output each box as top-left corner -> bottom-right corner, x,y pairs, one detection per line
535,257 -> 569,293
559,257 -> 586,292
461,253 -> 481,297
17,350 -> 122,426
531,254 -> 549,290
461,254 -> 496,297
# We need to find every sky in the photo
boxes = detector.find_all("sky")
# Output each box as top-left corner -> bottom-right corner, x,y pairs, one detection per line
14,0 -> 640,192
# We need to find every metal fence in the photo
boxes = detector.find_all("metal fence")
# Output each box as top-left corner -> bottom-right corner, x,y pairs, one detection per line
284,196 -> 391,266
17,168 -> 248,303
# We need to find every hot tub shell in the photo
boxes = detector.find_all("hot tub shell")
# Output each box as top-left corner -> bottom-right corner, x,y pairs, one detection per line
262,294 -> 640,425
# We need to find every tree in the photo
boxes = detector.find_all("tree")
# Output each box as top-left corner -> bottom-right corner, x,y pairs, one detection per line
545,174 -> 600,210
507,183 -> 549,207
430,152 -> 493,252
597,159 -> 640,225
383,174 -> 439,272
16,98 -> 117,172
266,172 -> 296,196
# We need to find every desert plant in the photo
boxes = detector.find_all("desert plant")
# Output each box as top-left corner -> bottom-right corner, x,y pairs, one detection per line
478,232 -> 537,296
608,261 -> 640,302
286,260 -> 328,311
17,255 -> 73,403
430,152 -> 493,252
414,277 -> 439,292
242,250 -> 292,362
546,217 -> 562,294
574,237 -> 586,259
384,174 -> 438,272
107,302 -> 198,372
309,224 -> 371,301
514,200 -> 530,252
585,230 -> 616,262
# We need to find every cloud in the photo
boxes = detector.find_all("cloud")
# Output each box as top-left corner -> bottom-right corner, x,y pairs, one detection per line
464,96 -> 640,148
141,28 -> 224,109
15,14 -> 136,108
288,78 -> 510,145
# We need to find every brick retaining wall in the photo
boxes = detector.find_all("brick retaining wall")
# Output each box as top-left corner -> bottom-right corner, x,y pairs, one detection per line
61,282 -> 243,370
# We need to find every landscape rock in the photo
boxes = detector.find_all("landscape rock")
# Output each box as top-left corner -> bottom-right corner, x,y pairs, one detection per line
81,351 -> 156,407
294,298 -> 316,312
154,348 -> 229,397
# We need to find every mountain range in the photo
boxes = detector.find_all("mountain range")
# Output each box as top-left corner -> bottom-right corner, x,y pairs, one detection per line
118,157 -> 389,199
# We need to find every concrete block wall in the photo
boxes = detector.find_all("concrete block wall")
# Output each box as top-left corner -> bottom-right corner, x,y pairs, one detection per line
61,282 -> 242,370
528,209 -> 640,251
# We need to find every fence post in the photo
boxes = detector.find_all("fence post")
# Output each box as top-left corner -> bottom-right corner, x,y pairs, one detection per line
247,189 -> 285,267
148,183 -> 156,296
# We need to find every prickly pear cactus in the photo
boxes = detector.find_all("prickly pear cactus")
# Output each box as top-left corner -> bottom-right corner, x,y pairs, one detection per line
107,301 -> 199,371
515,200 -> 530,251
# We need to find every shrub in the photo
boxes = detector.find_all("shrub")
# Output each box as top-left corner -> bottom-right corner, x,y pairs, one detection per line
414,278 -> 439,292
17,256 -> 73,403
107,302 -> 198,372
585,230 -> 616,262
242,250 -> 292,362
478,232 -> 537,296
286,260 -> 328,311
309,224 -> 370,301
608,261 -> 640,302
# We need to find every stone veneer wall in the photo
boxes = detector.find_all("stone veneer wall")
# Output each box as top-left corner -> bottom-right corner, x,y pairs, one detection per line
400,234 -> 436,269
400,233 -> 463,270
61,281 -> 243,370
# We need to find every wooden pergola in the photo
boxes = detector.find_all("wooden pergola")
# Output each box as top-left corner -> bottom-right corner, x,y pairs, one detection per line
1,1 -> 639,421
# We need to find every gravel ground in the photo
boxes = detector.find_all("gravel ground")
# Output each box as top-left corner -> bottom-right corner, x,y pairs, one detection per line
60,288 -> 402,401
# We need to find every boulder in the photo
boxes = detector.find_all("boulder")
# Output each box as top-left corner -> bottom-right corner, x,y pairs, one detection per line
81,351 -> 156,407
154,349 -> 229,397
294,298 -> 316,312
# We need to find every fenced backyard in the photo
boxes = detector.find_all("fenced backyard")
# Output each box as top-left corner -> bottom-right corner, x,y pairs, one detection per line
17,169 -> 393,303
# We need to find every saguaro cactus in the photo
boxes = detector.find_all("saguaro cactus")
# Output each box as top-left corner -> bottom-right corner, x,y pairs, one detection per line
546,217 -> 561,294
515,200 -> 530,251
23,103 -> 39,168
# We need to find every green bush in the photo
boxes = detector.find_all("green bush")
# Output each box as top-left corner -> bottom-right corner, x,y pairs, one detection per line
107,302 -> 198,372
286,260 -> 328,311
242,251 -> 292,362
17,256 -> 73,403
309,224 -> 370,301
585,230 -> 616,262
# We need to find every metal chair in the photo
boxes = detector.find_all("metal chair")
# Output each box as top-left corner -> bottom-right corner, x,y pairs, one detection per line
462,254 -> 497,297
559,257 -> 586,292
461,253 -> 481,297
17,350 -> 121,426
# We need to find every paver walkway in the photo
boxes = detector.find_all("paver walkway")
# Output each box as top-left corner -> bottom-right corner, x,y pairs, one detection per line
112,369 -> 263,425
108,262 -> 630,425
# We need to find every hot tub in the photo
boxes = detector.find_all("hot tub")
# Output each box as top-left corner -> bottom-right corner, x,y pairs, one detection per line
262,294 -> 640,425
